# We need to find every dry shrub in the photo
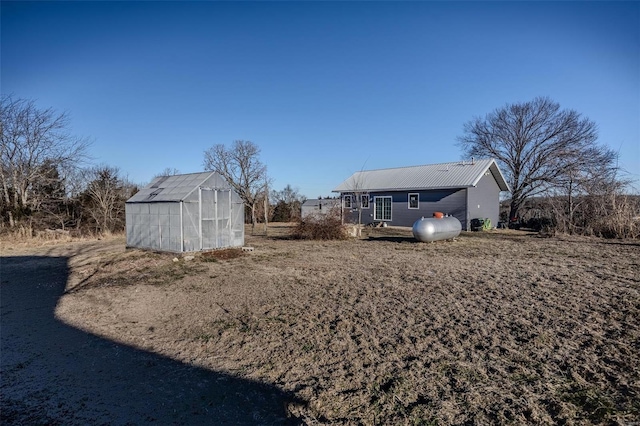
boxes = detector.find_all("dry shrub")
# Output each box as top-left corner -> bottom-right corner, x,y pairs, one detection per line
14,224 -> 35,239
0,225 -> 91,246
0,224 -> 37,240
291,211 -> 347,240
523,193 -> 640,239
0,220 -> 125,246
553,193 -> 640,239
583,194 -> 640,239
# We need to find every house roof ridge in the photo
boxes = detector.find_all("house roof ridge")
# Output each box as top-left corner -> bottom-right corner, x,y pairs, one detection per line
354,158 -> 493,173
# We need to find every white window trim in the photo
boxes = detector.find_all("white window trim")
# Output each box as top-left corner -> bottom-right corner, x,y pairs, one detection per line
374,196 -> 392,221
408,193 -> 419,209
361,194 -> 370,209
343,194 -> 352,209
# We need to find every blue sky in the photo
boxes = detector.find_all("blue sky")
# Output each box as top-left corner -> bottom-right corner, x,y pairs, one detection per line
2,1 -> 638,198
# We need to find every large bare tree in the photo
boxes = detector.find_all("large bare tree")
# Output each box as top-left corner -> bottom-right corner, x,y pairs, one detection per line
458,97 -> 601,223
0,95 -> 90,226
203,140 -> 268,232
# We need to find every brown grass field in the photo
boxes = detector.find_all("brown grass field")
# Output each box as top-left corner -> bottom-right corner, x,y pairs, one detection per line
2,224 -> 639,424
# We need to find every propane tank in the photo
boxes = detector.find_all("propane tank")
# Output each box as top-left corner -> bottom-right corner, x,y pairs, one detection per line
412,216 -> 462,242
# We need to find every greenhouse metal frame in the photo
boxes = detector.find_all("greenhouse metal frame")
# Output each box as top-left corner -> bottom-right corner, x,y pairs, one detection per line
125,172 -> 244,252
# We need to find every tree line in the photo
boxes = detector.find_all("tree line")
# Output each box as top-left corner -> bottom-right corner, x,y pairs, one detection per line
0,95 -> 138,235
2,94 -> 636,239
0,96 -> 304,236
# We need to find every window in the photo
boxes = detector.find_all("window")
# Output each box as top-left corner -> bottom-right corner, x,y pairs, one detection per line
374,196 -> 392,221
361,194 -> 370,209
408,193 -> 419,209
343,195 -> 352,209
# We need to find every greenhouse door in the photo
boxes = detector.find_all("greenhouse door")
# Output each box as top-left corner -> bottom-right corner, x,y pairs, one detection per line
199,187 -> 232,250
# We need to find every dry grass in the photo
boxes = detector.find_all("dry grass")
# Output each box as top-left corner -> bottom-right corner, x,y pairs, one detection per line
0,226 -> 121,250
200,247 -> 246,261
19,225 -> 640,424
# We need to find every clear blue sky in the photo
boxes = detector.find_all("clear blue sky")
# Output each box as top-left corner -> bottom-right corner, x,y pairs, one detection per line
2,1 -> 639,198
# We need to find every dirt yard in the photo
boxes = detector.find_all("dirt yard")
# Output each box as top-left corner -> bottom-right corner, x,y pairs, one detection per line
2,225 -> 639,424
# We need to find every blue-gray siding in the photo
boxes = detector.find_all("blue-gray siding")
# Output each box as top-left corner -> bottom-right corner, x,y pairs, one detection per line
466,172 -> 501,229
337,160 -> 506,230
343,188 -> 468,228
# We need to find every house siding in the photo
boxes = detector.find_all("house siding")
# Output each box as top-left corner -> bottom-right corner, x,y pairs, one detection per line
466,172 -> 501,229
335,159 -> 509,232
342,189 -> 467,228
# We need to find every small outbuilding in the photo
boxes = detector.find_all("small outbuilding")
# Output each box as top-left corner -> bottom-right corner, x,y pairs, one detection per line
333,158 -> 509,230
125,172 -> 244,252
301,198 -> 342,219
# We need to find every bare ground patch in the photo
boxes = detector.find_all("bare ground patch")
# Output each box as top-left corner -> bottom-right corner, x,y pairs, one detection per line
5,227 -> 640,424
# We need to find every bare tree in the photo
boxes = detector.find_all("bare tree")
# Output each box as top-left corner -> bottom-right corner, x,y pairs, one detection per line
270,184 -> 305,222
0,95 -> 90,226
154,167 -> 180,178
30,159 -> 68,229
552,146 -> 620,233
340,169 -> 369,233
263,176 -> 269,235
82,165 -> 132,234
458,97 -> 600,223
203,140 -> 268,233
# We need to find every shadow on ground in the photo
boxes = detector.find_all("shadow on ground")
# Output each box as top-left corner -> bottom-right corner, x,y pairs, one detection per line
1,255 -> 303,425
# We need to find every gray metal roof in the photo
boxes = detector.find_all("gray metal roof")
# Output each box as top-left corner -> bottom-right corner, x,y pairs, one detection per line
302,198 -> 341,207
127,171 -> 228,203
333,158 -> 510,192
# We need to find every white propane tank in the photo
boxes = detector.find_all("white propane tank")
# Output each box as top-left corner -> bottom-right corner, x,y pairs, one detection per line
412,216 -> 462,242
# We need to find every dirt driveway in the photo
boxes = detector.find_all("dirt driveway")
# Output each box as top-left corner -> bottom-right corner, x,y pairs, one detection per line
1,237 -> 301,425
2,227 -> 639,424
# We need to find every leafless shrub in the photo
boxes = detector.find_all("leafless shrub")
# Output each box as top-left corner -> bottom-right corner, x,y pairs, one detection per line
0,223 -> 104,247
513,179 -> 639,239
580,193 -> 639,239
540,186 -> 639,239
291,210 -> 347,240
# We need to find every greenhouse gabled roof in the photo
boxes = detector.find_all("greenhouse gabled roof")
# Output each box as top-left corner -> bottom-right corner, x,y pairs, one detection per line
127,171 -> 227,203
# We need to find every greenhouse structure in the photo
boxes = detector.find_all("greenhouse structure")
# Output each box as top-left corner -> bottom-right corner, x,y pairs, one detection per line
125,171 -> 244,252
